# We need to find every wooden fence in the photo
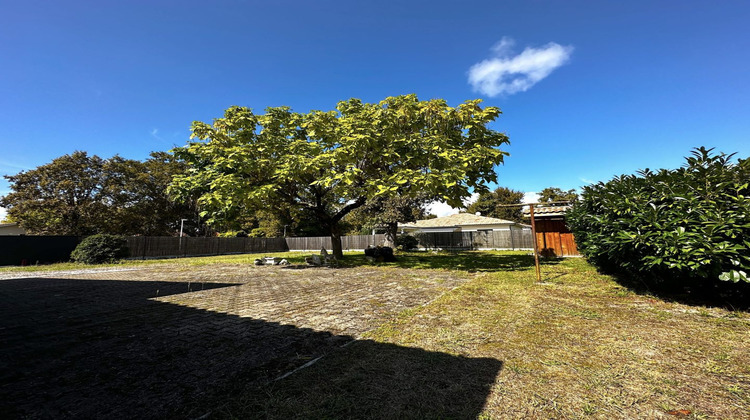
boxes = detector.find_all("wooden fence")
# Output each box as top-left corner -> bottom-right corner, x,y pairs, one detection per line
1,229 -> 538,266
284,234 -> 386,251
125,236 -> 289,259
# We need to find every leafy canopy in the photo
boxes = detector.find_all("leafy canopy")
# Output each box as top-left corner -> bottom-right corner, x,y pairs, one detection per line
170,94 -> 510,256
467,186 -> 525,222
539,187 -> 578,203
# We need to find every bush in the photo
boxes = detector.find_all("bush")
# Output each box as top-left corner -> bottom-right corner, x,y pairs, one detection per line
364,246 -> 396,262
395,234 -> 419,251
567,147 -> 750,285
71,234 -> 129,264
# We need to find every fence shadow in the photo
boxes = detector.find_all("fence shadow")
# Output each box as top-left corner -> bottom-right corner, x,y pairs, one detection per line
0,277 -> 502,418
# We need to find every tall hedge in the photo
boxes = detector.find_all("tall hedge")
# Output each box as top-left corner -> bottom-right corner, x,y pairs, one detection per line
567,147 -> 749,285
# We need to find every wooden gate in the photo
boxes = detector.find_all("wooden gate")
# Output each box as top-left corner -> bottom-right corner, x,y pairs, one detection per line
534,219 -> 579,257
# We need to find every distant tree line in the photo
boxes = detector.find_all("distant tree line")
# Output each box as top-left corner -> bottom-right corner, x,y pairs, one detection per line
1,151 -> 201,236
0,150 -> 440,239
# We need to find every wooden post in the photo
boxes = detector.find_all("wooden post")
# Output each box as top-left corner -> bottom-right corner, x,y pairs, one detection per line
529,204 -> 542,282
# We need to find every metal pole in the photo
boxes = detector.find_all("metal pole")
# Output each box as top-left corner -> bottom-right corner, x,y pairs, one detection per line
529,204 -> 542,282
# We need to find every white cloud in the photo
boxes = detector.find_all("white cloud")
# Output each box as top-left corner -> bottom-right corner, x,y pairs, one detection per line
426,201 -> 458,218
150,128 -> 164,141
0,206 -> 7,222
425,193 -> 480,217
468,37 -> 573,97
523,192 -> 540,204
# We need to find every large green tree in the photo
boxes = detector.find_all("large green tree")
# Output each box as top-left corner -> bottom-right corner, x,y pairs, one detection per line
466,186 -> 525,222
103,152 -> 201,236
170,94 -> 510,258
1,151 -> 200,236
1,151 -> 109,235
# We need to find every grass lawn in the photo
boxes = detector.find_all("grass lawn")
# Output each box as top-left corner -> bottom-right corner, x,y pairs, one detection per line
213,252 -> 749,419
3,251 -> 748,418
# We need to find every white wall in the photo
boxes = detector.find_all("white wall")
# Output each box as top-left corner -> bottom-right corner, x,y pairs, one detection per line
0,224 -> 26,235
459,224 -> 514,232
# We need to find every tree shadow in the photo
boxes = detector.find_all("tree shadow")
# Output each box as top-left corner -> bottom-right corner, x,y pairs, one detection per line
0,277 -> 502,418
340,251 -> 561,273
221,340 -> 503,419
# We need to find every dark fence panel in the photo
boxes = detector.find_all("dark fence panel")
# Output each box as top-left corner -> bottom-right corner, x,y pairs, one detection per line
0,236 -> 82,266
125,236 -> 289,259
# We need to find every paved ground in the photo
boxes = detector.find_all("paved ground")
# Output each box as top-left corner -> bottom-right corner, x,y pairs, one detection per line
0,264 -> 466,419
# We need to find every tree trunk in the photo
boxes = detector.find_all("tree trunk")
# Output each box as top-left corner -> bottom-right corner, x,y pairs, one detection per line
383,222 -> 398,248
330,226 -> 344,259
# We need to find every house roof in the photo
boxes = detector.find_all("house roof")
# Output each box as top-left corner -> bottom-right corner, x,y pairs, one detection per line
521,204 -> 571,218
400,213 -> 518,229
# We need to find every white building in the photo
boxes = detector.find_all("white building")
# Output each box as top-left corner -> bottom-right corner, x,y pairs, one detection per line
0,223 -> 26,235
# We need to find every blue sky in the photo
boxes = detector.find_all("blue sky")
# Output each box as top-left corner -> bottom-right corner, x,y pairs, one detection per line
2,0 -> 749,218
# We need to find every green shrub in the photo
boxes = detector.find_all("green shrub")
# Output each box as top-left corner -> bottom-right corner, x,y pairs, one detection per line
395,234 -> 419,251
568,147 -> 750,285
71,234 -> 130,264
365,246 -> 396,262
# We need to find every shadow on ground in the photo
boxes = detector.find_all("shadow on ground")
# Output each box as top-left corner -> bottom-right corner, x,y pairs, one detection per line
340,251 -> 560,273
0,277 -> 502,419
611,273 -> 750,311
220,340 -> 503,419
